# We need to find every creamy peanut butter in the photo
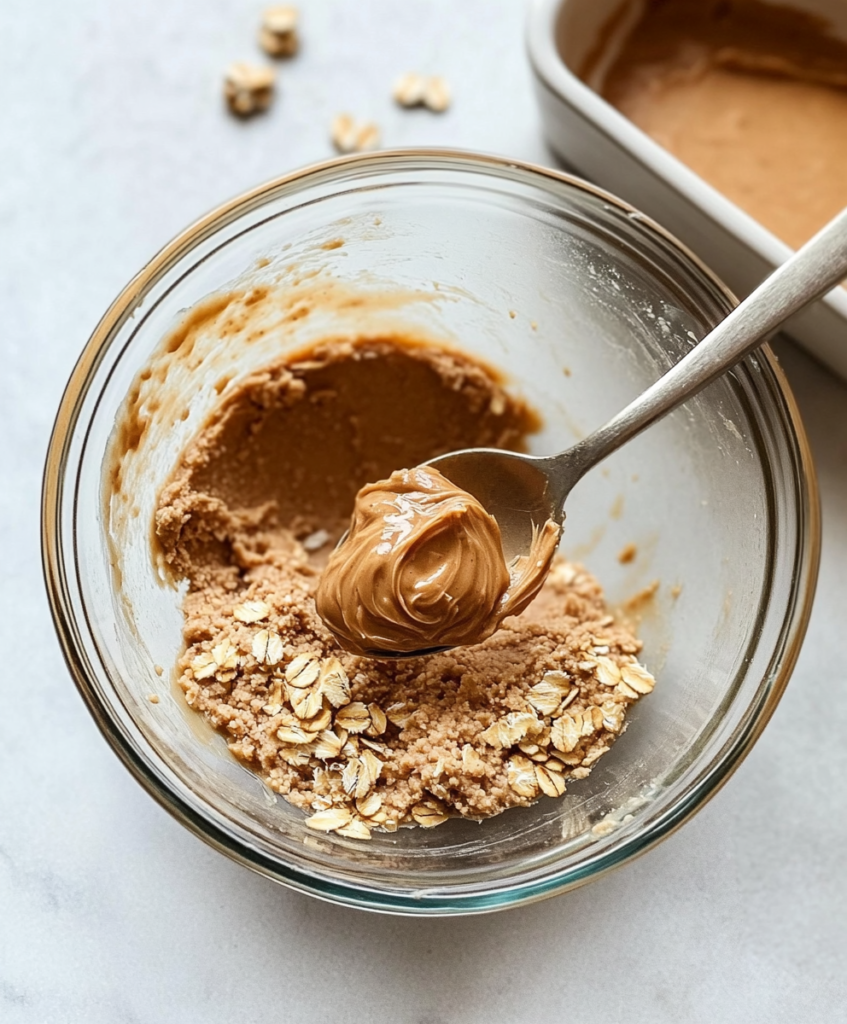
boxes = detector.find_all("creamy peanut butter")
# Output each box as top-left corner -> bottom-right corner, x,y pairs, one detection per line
315,466 -> 560,656
591,0 -> 847,250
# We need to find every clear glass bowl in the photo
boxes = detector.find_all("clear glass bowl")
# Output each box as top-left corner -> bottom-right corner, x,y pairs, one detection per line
42,151 -> 819,915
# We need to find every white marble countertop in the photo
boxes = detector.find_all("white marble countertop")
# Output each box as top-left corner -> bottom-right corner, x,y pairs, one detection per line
2,1 -> 846,1020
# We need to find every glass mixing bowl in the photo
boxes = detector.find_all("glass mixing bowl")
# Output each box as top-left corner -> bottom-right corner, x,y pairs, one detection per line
42,151 -> 819,915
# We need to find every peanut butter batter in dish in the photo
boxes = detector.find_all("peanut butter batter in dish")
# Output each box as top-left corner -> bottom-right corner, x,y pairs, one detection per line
593,0 -> 847,250
152,332 -> 656,837
316,466 -> 560,657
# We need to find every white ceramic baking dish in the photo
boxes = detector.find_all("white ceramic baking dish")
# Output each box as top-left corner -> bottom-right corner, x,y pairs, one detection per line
527,0 -> 847,381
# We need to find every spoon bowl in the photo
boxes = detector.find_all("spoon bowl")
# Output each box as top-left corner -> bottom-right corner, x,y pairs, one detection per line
426,448 -> 566,563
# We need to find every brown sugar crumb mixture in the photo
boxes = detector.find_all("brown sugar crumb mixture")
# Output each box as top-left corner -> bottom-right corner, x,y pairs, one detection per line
154,337 -> 655,838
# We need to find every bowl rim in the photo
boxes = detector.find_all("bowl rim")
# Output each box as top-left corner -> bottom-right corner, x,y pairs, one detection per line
41,148 -> 821,915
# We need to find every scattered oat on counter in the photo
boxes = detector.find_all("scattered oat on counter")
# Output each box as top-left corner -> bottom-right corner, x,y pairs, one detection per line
393,73 -> 452,112
148,694 -> 160,704
224,62 -> 276,117
330,113 -> 381,153
259,5 -> 299,57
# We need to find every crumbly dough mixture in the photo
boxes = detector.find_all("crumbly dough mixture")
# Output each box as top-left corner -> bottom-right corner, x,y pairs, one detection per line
594,0 -> 847,250
154,337 -> 655,838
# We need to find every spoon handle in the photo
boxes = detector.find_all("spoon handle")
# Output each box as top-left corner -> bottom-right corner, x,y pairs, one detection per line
566,206 -> 847,477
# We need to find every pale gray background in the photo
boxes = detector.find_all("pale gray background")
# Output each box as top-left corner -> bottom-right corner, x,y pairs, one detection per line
1,2 -> 845,1021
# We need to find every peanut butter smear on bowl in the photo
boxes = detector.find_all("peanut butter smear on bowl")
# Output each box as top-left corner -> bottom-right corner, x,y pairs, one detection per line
149,330 -> 656,839
316,466 -> 561,657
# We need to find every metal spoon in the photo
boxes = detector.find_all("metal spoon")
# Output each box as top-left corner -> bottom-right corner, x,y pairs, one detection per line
429,207 -> 847,570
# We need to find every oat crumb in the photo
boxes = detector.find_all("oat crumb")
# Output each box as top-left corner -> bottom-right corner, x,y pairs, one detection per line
259,6 -> 299,58
302,529 -> 331,552
331,113 -> 380,153
224,62 -> 276,117
393,73 -> 452,112
618,543 -> 637,564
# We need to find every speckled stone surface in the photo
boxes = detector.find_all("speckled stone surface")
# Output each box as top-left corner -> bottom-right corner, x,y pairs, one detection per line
1,1 -> 845,1020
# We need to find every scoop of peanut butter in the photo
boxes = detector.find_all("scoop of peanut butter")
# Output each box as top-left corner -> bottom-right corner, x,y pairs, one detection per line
316,466 -> 561,657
